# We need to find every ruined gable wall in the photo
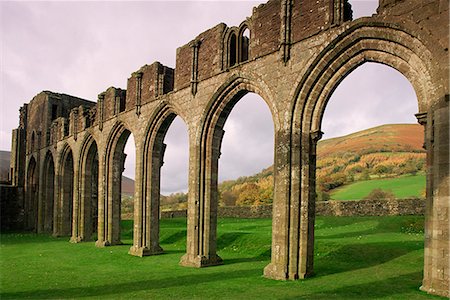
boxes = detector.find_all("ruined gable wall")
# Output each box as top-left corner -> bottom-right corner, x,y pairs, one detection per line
175,24 -> 226,90
250,0 -> 281,58
126,62 -> 175,112
291,0 -> 333,43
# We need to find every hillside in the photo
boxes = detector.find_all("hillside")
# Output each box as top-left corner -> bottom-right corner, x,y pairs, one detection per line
217,124 -> 426,206
317,124 -> 424,157
0,151 -> 11,182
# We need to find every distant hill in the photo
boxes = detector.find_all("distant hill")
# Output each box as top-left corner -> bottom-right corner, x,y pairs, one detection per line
0,151 -> 11,182
121,176 -> 135,197
317,124 -> 424,157
217,124 -> 426,206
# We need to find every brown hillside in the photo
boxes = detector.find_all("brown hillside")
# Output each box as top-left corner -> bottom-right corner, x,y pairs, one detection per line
317,124 -> 424,157
121,176 -> 135,197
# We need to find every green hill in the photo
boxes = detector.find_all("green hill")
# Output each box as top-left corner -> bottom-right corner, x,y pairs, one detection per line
214,124 -> 426,207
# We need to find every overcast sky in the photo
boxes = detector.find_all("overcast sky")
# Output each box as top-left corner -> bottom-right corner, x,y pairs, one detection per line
1,0 -> 419,194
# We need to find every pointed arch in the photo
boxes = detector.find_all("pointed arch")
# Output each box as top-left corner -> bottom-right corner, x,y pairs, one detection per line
130,103 -> 186,256
98,122 -> 134,246
181,75 -> 277,267
42,150 -> 55,233
238,21 -> 250,63
274,20 -> 445,281
25,156 -> 38,231
56,144 -> 74,236
75,134 -> 99,241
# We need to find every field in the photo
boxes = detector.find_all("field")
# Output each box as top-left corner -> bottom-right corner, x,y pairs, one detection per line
1,216 -> 443,299
331,174 -> 425,200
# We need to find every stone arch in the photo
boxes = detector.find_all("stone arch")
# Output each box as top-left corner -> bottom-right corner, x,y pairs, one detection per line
57,144 -> 74,236
180,76 -> 277,267
41,150 -> 55,233
25,156 -> 38,231
279,20 -> 444,282
294,21 -> 439,132
97,122 -> 133,246
129,103 -> 186,256
73,134 -> 99,242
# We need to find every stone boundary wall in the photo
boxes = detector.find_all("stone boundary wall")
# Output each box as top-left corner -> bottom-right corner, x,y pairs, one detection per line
161,198 -> 425,219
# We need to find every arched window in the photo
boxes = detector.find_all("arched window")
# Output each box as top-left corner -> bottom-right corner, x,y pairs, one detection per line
240,28 -> 250,62
229,33 -> 237,67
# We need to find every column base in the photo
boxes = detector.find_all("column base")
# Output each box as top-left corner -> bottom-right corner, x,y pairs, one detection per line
69,236 -> 83,243
95,240 -> 110,247
129,245 -> 164,257
420,283 -> 449,298
263,262 -> 314,280
263,262 -> 287,280
179,253 -> 223,268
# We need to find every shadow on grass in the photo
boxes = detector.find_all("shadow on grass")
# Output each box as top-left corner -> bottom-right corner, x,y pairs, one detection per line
160,230 -> 187,244
314,240 -> 422,276
317,216 -> 424,240
0,268 -> 260,299
0,233 -> 71,245
217,232 -> 250,250
284,271 -> 426,299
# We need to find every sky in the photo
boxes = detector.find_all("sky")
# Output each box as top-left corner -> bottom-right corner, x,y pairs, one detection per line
1,0 -> 419,194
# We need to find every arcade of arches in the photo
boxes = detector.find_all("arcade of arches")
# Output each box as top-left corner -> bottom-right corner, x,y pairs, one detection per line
9,0 -> 448,297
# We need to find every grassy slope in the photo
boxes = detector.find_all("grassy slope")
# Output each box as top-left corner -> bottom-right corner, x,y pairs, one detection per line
1,217 -> 443,299
317,124 -> 424,157
331,174 -> 426,200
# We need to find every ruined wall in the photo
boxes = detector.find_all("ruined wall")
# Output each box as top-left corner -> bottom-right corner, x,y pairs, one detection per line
0,185 -> 23,230
251,0 -> 281,58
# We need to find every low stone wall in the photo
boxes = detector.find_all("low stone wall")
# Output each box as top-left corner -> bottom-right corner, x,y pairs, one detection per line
160,198 -> 425,219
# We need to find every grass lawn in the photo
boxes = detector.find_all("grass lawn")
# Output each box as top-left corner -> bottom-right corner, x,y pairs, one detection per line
1,216 -> 443,299
331,174 -> 426,200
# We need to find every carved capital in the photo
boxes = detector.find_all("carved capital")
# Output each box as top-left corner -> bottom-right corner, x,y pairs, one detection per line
415,112 -> 427,125
310,130 -> 323,143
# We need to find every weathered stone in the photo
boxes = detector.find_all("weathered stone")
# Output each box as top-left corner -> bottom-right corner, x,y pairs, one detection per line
7,0 -> 449,297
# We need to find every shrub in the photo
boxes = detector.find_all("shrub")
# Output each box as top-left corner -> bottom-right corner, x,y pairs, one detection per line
364,188 -> 395,201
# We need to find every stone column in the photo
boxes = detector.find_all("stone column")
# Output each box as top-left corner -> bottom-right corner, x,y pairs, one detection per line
37,158 -> 45,234
108,152 -> 125,245
70,156 -> 80,243
95,150 -> 108,247
420,98 -> 449,298
53,161 -> 61,237
180,129 -> 223,267
129,140 -> 164,256
264,129 -> 319,280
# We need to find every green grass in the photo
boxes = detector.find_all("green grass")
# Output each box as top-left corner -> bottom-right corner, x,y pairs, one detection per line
331,174 -> 426,200
1,216 -> 443,299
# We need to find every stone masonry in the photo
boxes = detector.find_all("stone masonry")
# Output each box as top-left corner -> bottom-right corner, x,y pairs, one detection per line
9,0 -> 449,297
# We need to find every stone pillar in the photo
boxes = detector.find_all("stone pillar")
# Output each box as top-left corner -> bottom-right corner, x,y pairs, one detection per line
264,129 -> 319,280
96,151 -> 108,247
109,152 -> 125,245
70,157 -> 80,243
129,141 -> 164,256
37,159 -> 45,234
53,161 -> 61,237
180,129 -> 223,267
420,98 -> 449,298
